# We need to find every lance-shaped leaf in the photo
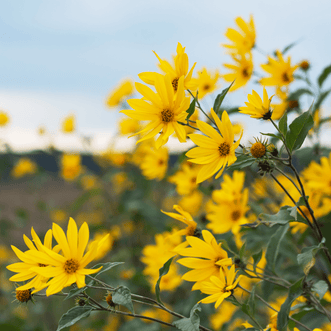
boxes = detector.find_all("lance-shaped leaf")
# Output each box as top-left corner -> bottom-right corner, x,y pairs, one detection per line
57,307 -> 93,331
155,256 -> 175,304
112,285 -> 134,314
258,206 -> 297,227
278,112 -> 288,136
92,262 -> 124,277
186,99 -> 196,121
173,303 -> 201,331
213,81 -> 234,114
318,64 -> 331,87
287,88 -> 313,101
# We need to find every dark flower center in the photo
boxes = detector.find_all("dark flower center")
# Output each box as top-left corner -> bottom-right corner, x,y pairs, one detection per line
172,78 -> 179,91
161,109 -> 174,123
64,259 -> 79,274
218,142 -> 230,156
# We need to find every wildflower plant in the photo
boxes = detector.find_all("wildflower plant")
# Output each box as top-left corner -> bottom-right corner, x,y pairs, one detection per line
4,14 -> 331,331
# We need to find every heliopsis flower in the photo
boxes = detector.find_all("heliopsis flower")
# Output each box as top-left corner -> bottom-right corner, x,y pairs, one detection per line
239,87 -> 273,119
11,158 -> 37,178
186,109 -> 243,183
168,162 -> 201,195
122,74 -> 190,148
191,68 -> 220,99
0,111 -> 10,126
176,230 -> 232,288
198,264 -> 242,308
139,42 -> 197,91
139,146 -> 168,180
28,218 -> 108,296
223,15 -> 256,55
260,51 -> 299,87
7,228 -> 58,293
223,53 -> 253,91
207,188 -> 249,235
61,114 -> 75,133
106,79 -> 134,108
161,205 -> 199,251
61,154 -> 82,181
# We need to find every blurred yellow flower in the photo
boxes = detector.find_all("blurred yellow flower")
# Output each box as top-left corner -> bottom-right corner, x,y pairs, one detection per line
81,174 -> 98,190
210,301 -> 237,329
260,51 -> 299,87
139,42 -> 197,91
270,87 -> 288,120
50,209 -> 68,224
106,79 -> 134,108
178,190 -> 203,216
0,245 -> 12,263
61,114 -> 75,133
139,146 -> 168,181
191,68 -> 220,99
11,158 -> 37,178
118,117 -> 141,135
89,231 -> 114,260
60,154 -> 82,181
223,15 -> 255,55
223,53 -> 253,91
0,111 -> 10,126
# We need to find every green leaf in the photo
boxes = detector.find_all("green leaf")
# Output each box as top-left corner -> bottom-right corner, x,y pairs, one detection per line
258,206 -> 296,227
226,155 -> 255,171
277,278 -> 303,331
155,256 -> 175,304
296,196 -> 308,207
287,88 -> 313,101
91,262 -> 124,277
239,242 -> 246,260
318,64 -> 331,87
260,132 -> 282,140
247,284 -> 256,315
56,307 -> 93,331
186,99 -> 196,121
252,250 -> 263,272
213,81 -> 234,113
278,112 -> 288,136
313,89 -> 331,112
312,280 -> 328,300
282,40 -> 300,55
285,110 -> 314,152
297,240 -> 325,275
173,303 -> 201,331
65,285 -> 87,301
112,285 -> 134,314
265,223 -> 289,272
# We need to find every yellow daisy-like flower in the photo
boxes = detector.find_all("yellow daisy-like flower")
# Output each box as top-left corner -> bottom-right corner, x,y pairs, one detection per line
186,109 -> 243,183
139,42 -> 197,91
61,114 -> 75,133
161,205 -> 198,252
198,264 -> 242,308
239,87 -> 273,119
223,53 -> 253,91
106,79 -> 134,108
11,158 -> 37,178
223,15 -> 256,55
27,218 -> 108,296
139,146 -> 168,180
61,154 -> 82,181
0,111 -> 10,126
118,117 -> 141,135
191,68 -> 220,99
122,74 -> 190,149
260,51 -> 299,87
176,230 -> 232,288
270,87 -> 289,120
7,228 -> 58,293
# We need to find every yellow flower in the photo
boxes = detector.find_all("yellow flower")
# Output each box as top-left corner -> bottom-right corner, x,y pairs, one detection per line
118,117 -> 141,135
186,109 -> 242,183
191,68 -> 220,99
168,162 -> 200,196
88,231 -> 113,260
11,158 -> 37,178
161,205 -> 198,251
198,264 -> 242,308
270,87 -> 289,120
28,218 -> 108,296
0,111 -> 10,126
210,301 -> 237,329
260,51 -> 299,87
239,87 -> 273,119
122,74 -> 190,149
139,42 -> 197,91
250,137 -> 268,158
50,209 -> 68,224
178,190 -> 203,216
0,245 -> 12,263
223,15 -> 256,55
139,146 -> 168,180
81,174 -> 98,190
61,114 -> 75,133
106,79 -> 134,108
223,53 -> 253,91
7,228 -> 57,293
176,230 -> 232,288
61,154 -> 82,181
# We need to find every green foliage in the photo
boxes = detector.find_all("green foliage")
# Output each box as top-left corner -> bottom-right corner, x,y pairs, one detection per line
278,112 -> 288,136
155,256 -> 175,304
318,64 -> 331,87
287,88 -> 313,101
297,239 -> 325,275
285,110 -> 314,152
227,154 -> 255,171
112,285 -> 134,314
265,223 -> 290,272
186,98 -> 196,121
173,303 -> 201,331
312,280 -> 329,300
213,81 -> 234,114
56,307 -> 93,331
92,261 -> 124,277
258,206 -> 297,227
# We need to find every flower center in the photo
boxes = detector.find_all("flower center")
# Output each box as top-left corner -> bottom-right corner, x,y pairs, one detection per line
63,259 -> 79,274
288,100 -> 299,109
186,224 -> 197,236
250,142 -> 266,158
218,142 -> 230,157
158,159 -> 165,166
38,263 -> 47,267
242,67 -> 250,78
203,83 -> 211,91
172,78 -> 179,92
161,109 -> 174,123
231,210 -> 241,222
282,72 -> 290,83
16,289 -> 32,303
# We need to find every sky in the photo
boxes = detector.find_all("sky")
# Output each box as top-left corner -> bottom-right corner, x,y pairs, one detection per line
0,0 -> 330,152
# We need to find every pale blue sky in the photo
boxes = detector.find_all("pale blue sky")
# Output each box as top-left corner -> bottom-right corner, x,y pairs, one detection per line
0,0 -> 330,150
